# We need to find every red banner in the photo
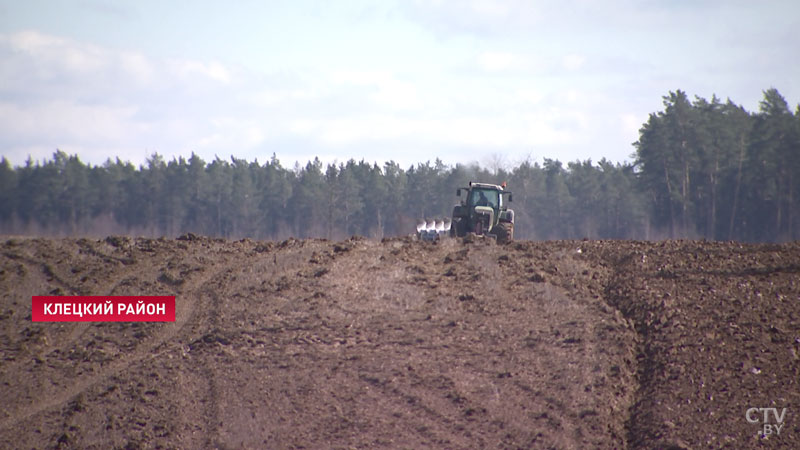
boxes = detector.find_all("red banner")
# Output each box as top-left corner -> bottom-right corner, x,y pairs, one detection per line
31,296 -> 176,322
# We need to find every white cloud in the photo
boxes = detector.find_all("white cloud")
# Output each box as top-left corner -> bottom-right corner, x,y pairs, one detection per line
371,79 -> 423,111
9,0 -> 796,173
468,0 -> 512,18
249,87 -> 320,107
5,30 -> 108,76
168,59 -> 232,85
331,70 -> 424,110
197,118 -> 267,150
1,0 -> 797,173
405,0 -> 545,36
620,113 -> 643,140
562,54 -> 586,71
0,31 -> 247,165
0,100 -> 142,142
119,51 -> 155,85
477,51 -> 525,72
284,105 -> 581,153
514,88 -> 545,105
0,29 -> 635,170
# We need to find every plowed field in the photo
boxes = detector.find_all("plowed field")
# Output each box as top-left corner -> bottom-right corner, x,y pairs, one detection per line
1,236 -> 798,448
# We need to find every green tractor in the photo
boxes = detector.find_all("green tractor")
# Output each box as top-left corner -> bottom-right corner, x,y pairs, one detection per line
450,181 -> 515,243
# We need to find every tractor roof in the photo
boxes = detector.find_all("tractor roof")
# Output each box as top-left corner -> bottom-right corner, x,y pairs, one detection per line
469,181 -> 505,190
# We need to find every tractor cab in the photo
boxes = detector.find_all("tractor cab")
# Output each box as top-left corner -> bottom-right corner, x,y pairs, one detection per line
468,188 -> 500,209
451,182 -> 515,243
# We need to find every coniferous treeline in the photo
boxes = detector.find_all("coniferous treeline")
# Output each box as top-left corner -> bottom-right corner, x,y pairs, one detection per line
637,89 -> 800,241
1,89 -> 798,242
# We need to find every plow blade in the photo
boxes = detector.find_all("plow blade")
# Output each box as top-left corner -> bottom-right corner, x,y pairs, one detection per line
416,218 -> 451,242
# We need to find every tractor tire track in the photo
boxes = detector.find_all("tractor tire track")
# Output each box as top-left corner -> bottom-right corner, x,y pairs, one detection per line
0,252 -> 250,432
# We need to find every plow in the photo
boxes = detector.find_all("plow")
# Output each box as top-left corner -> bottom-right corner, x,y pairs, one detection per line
416,218 -> 452,242
416,181 -> 515,244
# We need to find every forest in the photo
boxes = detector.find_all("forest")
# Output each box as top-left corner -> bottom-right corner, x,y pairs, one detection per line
1,88 -> 798,242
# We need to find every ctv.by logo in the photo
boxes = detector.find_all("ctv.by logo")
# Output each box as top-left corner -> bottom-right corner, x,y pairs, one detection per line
746,407 -> 787,438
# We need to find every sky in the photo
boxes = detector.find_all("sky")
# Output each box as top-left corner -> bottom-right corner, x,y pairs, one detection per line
1,0 -> 798,170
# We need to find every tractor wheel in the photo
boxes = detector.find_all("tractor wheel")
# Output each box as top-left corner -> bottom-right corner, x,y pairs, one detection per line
494,221 -> 514,244
451,218 -> 466,237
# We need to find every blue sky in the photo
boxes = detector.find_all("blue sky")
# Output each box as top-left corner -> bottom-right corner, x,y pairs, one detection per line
1,0 -> 798,169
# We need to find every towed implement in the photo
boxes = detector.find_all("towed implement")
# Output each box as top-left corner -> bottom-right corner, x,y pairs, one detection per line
416,218 -> 452,242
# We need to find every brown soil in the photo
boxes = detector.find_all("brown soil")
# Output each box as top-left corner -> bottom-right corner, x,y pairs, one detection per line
0,236 -> 798,449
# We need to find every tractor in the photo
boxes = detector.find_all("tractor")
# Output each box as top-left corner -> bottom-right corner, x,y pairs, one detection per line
450,181 -> 514,243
